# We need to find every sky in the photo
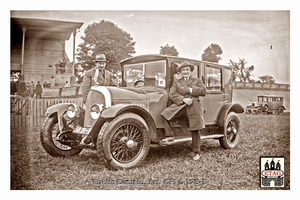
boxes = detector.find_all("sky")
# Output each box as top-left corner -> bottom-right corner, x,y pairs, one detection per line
10,8 -> 291,84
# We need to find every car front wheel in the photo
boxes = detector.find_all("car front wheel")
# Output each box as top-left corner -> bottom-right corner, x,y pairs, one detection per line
219,112 -> 241,149
264,105 -> 269,112
101,113 -> 150,169
40,113 -> 82,157
256,107 -> 262,114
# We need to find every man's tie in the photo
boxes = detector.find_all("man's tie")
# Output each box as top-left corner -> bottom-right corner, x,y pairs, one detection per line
100,70 -> 105,78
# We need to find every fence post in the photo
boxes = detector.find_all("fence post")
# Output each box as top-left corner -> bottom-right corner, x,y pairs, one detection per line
27,98 -> 33,129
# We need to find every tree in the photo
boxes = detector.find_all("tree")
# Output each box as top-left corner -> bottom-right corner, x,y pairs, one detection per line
159,43 -> 179,56
76,20 -> 136,72
229,58 -> 255,82
258,75 -> 275,83
201,43 -> 223,63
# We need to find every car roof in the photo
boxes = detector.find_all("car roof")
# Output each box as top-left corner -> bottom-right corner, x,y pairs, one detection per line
258,95 -> 283,98
120,54 -> 232,69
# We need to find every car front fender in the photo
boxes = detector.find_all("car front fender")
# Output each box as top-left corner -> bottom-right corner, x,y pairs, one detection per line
45,103 -> 82,132
101,104 -> 148,118
217,103 -> 244,127
101,104 -> 158,142
45,103 -> 70,116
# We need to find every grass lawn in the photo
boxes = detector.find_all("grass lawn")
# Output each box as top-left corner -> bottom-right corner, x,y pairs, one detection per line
10,113 -> 290,190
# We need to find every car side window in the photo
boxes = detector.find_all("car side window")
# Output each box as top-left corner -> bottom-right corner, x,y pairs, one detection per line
205,67 -> 221,91
268,97 -> 273,102
144,61 -> 166,87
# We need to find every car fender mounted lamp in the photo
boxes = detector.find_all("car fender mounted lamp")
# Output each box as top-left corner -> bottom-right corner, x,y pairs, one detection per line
66,103 -> 81,119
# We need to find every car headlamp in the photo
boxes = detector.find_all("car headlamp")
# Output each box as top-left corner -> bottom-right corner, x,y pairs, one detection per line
90,104 -> 104,119
66,104 -> 79,119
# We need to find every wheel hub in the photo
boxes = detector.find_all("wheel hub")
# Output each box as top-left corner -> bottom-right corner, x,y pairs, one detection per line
227,126 -> 237,134
126,140 -> 137,148
233,128 -> 237,134
119,137 -> 137,148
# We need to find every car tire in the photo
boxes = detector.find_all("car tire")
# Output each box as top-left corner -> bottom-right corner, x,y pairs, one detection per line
96,121 -> 110,165
40,113 -> 82,157
264,104 -> 268,112
278,107 -> 284,115
101,113 -> 150,169
219,112 -> 241,149
256,107 -> 262,115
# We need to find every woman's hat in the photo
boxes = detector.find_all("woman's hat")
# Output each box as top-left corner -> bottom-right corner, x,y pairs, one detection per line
94,54 -> 107,62
176,61 -> 195,72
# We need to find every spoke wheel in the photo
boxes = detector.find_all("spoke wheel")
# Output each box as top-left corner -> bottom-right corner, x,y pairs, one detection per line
219,112 -> 241,149
110,124 -> 143,162
101,113 -> 150,169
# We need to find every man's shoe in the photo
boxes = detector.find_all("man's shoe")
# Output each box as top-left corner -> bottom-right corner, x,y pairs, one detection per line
160,137 -> 174,144
193,153 -> 200,161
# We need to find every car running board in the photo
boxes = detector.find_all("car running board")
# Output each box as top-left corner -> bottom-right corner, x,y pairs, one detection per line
158,134 -> 224,146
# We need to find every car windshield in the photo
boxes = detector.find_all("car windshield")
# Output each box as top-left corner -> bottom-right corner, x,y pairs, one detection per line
123,60 -> 166,87
258,96 -> 268,102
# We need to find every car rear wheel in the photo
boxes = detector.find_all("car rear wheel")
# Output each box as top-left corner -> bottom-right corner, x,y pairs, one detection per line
219,112 -> 241,149
101,113 -> 150,169
278,107 -> 284,115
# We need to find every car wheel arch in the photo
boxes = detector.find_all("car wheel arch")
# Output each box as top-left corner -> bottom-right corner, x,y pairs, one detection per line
281,106 -> 286,110
217,103 -> 244,127
101,105 -> 158,142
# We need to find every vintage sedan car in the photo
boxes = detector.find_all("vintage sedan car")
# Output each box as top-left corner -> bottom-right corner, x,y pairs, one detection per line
245,95 -> 285,114
40,54 -> 244,169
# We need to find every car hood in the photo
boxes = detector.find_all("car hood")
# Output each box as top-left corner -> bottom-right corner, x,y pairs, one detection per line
91,86 -> 167,102
247,101 -> 261,106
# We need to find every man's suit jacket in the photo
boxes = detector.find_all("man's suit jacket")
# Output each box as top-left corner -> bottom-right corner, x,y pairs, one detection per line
82,67 -> 115,103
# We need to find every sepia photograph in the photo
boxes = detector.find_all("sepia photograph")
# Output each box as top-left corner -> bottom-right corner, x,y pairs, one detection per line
6,0 -> 298,198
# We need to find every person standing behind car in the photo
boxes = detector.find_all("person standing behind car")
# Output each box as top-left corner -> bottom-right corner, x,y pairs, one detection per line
161,61 -> 207,160
35,81 -> 43,99
82,53 -> 116,105
50,76 -> 55,88
64,81 -> 70,87
29,81 -> 35,98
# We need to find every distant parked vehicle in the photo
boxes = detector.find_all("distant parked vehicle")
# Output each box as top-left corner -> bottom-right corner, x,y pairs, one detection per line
245,95 -> 285,115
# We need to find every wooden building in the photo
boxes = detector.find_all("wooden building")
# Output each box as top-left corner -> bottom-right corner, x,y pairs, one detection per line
11,17 -> 83,86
